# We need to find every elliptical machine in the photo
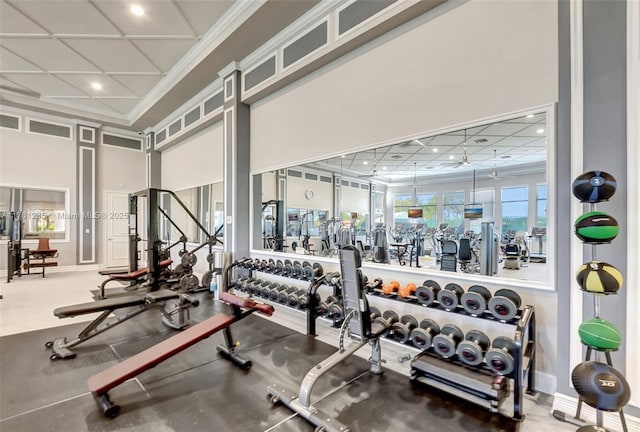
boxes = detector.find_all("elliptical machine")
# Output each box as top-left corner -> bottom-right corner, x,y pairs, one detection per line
267,246 -> 392,432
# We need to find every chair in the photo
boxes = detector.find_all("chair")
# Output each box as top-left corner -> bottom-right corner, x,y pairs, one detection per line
27,238 -> 59,278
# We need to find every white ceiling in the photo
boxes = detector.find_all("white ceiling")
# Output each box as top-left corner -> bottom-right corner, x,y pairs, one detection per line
310,112 -> 548,182
0,0 -> 236,120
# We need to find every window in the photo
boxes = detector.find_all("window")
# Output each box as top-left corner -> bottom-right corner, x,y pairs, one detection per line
393,193 -> 437,228
443,191 -> 464,232
536,184 -> 547,227
501,186 -> 529,235
0,186 -> 68,240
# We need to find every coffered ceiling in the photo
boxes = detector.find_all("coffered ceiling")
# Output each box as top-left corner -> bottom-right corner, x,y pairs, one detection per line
0,0 -> 318,129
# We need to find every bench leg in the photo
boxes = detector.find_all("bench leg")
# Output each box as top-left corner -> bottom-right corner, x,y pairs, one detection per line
216,327 -> 251,369
96,393 -> 120,418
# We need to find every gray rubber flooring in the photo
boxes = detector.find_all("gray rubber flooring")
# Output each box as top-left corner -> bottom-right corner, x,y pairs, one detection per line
0,292 -> 518,431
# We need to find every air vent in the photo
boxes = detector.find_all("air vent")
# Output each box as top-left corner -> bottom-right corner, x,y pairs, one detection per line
288,169 -> 303,178
351,182 -> 360,188
184,106 -> 201,128
320,175 -> 332,183
102,133 -> 142,150
0,114 -> 20,130
156,129 -> 167,144
169,119 -> 182,137
475,138 -> 488,143
245,56 -> 276,91
360,184 -> 369,190
204,91 -> 224,115
305,173 -> 318,181
341,180 -> 349,186
338,0 -> 398,35
392,155 -> 403,159
283,21 -> 328,68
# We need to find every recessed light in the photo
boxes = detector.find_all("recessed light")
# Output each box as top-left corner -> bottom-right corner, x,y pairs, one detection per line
449,155 -> 455,160
363,161 -> 368,165
432,148 -> 438,153
91,82 -> 103,90
130,4 -> 145,16
537,128 -> 545,134
527,114 -> 534,118
382,166 -> 387,170
341,155 -> 345,158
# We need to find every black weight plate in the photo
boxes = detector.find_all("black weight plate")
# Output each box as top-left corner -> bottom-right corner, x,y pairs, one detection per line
466,330 -> 490,350
313,262 -> 324,277
433,334 -> 457,358
468,285 -> 492,300
486,346 -> 515,375
369,306 -> 381,319
293,261 -> 303,278
494,288 -> 521,307
391,322 -> 411,343
302,265 -> 314,281
492,336 -> 516,352
326,295 -> 339,304
287,292 -> 301,307
441,324 -> 464,342
178,249 -> 187,257
419,318 -> 440,334
276,260 -> 284,273
461,291 -> 488,315
269,288 -> 280,302
261,259 -> 269,269
444,283 -> 464,296
298,294 -> 309,308
437,289 -> 460,310
456,341 -> 484,366
382,310 -> 399,324
277,289 -> 289,304
488,296 -> 518,321
302,261 -> 311,269
173,264 -> 185,275
410,328 -> 434,350
207,253 -> 214,264
422,280 -> 441,291
284,262 -> 294,275
328,303 -> 344,321
400,315 -> 418,329
415,285 -> 438,306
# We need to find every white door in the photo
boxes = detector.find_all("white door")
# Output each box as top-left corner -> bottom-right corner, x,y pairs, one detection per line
106,192 -> 129,268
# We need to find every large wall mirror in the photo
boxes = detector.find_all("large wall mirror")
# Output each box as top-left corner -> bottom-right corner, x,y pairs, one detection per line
159,182 -> 224,247
252,106 -> 554,287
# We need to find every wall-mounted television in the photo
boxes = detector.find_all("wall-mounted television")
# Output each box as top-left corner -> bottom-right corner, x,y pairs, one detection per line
408,208 -> 423,219
464,205 -> 483,219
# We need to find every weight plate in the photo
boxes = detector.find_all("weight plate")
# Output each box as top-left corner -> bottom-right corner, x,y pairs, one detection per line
415,285 -> 438,306
268,258 -> 276,270
313,262 -> 324,277
400,315 -> 418,329
261,259 -> 269,270
201,270 -> 213,288
433,334 -> 456,358
382,310 -> 399,324
369,306 -> 381,319
293,261 -> 303,278
287,292 -> 300,307
461,291 -> 488,315
486,349 -> 515,376
284,263 -> 294,275
457,341 -> 484,366
466,330 -> 490,350
441,324 -> 464,342
269,288 -> 280,302
328,303 -> 345,321
410,328 -> 434,350
302,261 -> 311,269
326,295 -> 339,304
391,322 -> 411,343
179,274 -> 199,292
173,263 -> 185,275
492,336 -> 516,352
494,289 -> 521,308
468,285 -> 492,300
422,280 -> 441,291
437,289 -> 460,310
420,319 -> 441,334
277,289 -> 289,304
444,283 -> 464,296
298,294 -> 309,308
207,253 -> 215,264
488,296 -> 518,321
303,265 -> 314,281
178,249 -> 187,257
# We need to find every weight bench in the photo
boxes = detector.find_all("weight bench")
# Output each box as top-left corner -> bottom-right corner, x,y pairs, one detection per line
98,259 -> 173,299
46,288 -> 198,360
87,291 -> 273,418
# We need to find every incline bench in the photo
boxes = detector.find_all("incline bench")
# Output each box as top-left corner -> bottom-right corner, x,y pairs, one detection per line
98,259 -> 173,299
88,292 -> 273,418
46,288 -> 199,360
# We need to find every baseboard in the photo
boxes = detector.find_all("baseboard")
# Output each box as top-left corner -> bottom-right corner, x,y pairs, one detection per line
552,393 -> 640,432
0,264 -> 99,278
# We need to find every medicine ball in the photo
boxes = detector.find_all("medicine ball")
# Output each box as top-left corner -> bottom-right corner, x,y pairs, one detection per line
576,261 -> 623,295
574,212 -> 619,244
578,318 -> 622,351
571,361 -> 630,411
572,170 -> 617,203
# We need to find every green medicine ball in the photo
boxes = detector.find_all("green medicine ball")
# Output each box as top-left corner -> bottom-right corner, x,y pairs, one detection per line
576,261 -> 623,294
574,211 -> 619,244
578,318 -> 622,350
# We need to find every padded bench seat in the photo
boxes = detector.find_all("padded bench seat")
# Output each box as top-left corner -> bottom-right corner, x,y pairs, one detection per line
27,261 -> 58,268
54,295 -> 146,318
88,313 -> 236,396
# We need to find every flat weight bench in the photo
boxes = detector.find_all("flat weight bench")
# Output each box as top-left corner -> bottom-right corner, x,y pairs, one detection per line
46,288 -> 199,360
88,291 -> 273,418
98,259 -> 173,299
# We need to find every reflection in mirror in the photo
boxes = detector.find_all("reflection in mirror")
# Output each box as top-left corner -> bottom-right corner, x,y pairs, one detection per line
253,109 -> 550,284
159,183 -> 223,247
0,186 -> 68,240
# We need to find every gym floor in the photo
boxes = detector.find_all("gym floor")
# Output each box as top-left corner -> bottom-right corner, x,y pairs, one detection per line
0,270 -> 573,432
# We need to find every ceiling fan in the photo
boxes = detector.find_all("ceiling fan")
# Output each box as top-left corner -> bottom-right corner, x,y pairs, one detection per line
488,149 -> 503,180
359,148 -> 381,178
443,129 -> 471,168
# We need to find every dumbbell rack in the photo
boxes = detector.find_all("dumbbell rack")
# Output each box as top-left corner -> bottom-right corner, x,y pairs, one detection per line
408,305 -> 536,421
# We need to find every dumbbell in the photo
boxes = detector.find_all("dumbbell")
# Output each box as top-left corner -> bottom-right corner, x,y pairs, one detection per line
436,283 -> 464,311
461,285 -> 492,316
275,259 -> 285,274
312,262 -> 324,278
268,283 -> 284,302
374,310 -> 399,330
414,280 -> 441,306
260,281 -> 277,298
409,319 -> 441,350
488,289 -> 521,321
283,259 -> 294,276
391,315 -> 418,344
266,258 -> 276,273
456,330 -> 490,367
317,295 -> 340,316
261,259 -> 269,271
485,336 -> 516,376
366,278 -> 383,292
278,286 -> 298,304
292,261 -> 304,279
243,279 -> 258,295
432,324 -> 464,358
382,280 -> 401,295
397,283 -> 418,299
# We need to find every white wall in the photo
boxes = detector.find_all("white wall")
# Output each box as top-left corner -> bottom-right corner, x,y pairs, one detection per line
250,0 -> 558,172
287,176 -> 333,212
0,123 -> 77,267
161,121 -> 224,191
340,183 -> 369,215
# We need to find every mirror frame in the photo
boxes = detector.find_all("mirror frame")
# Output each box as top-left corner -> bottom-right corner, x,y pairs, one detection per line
250,103 -> 556,291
